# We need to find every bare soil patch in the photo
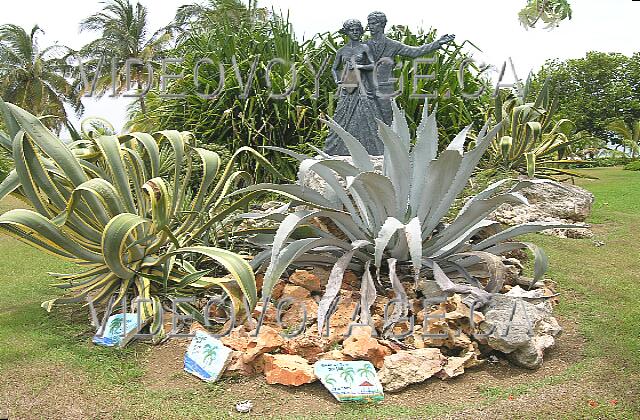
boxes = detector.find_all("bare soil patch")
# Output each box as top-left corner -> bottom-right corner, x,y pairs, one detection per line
133,315 -> 590,418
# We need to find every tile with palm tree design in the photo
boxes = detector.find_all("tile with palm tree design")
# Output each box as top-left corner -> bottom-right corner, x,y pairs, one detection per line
314,360 -> 383,402
184,331 -> 233,382
92,313 -> 141,347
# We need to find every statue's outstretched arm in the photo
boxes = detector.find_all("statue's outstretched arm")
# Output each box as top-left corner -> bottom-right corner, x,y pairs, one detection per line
396,34 -> 455,58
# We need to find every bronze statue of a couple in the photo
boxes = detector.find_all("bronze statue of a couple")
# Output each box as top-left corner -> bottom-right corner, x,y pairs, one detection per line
324,11 -> 455,156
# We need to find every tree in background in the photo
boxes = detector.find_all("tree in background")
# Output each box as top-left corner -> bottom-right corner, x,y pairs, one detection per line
0,24 -> 81,133
518,0 -> 572,30
607,119 -> 640,158
171,0 -> 261,35
533,52 -> 640,149
128,1 -> 490,180
76,0 -> 171,114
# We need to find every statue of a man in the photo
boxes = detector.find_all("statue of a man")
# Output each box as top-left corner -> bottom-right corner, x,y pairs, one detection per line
366,11 -> 456,125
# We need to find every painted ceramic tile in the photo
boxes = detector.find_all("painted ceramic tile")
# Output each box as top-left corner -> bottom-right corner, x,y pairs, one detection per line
314,360 -> 384,402
92,313 -> 140,347
184,330 -> 233,382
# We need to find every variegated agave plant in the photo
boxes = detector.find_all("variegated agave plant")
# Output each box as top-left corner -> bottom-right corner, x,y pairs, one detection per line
489,78 -> 586,179
0,99 -> 276,339
238,102 -> 575,333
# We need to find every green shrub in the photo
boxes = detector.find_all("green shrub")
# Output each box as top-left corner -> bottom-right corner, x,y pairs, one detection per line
129,3 -> 489,182
623,160 -> 640,171
486,78 -> 586,179
0,148 -> 11,181
567,156 -> 632,168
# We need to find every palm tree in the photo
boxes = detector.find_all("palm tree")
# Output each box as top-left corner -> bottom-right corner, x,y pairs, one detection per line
108,316 -> 125,336
172,0 -> 264,34
77,0 -> 171,114
202,344 -> 217,364
339,366 -> 355,384
323,375 -> 337,386
0,24 -> 81,133
357,364 -> 375,381
607,119 -> 640,158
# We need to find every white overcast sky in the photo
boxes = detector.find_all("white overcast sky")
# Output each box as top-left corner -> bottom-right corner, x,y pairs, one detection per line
2,0 -> 638,131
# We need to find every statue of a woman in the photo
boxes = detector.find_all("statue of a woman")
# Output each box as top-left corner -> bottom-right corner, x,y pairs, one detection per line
323,19 -> 384,156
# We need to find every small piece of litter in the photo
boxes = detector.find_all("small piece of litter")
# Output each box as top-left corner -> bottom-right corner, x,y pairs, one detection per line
236,400 -> 253,413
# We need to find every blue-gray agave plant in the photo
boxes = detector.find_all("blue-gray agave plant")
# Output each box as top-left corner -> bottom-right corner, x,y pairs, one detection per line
236,102 -> 574,333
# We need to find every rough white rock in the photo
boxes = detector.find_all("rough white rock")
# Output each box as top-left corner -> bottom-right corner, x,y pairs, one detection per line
490,180 -> 594,238
479,295 -> 562,369
377,348 -> 446,392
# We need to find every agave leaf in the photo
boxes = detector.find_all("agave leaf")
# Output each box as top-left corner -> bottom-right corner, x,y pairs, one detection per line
122,132 -> 161,178
383,258 -> 409,335
230,183 -> 338,210
102,213 -> 149,280
317,240 -> 370,334
121,147 -> 147,214
452,251 -> 506,293
348,171 -> 398,225
414,103 -> 438,162
377,121 -> 410,214
95,136 -> 137,213
447,124 -> 473,153
142,178 -> 172,232
358,260 -> 377,330
298,158 -> 363,225
311,159 -> 361,179
52,178 -> 125,228
0,96 -> 19,142
261,145 -> 310,162
428,219 -> 500,258
0,170 -> 20,201
216,146 -> 288,192
0,209 -> 103,262
149,296 -> 166,343
270,210 -> 320,268
322,117 -> 374,171
174,300 -> 206,325
427,193 -> 528,253
154,130 -> 188,215
390,101 -> 411,150
459,178 -> 512,213
210,170 -> 253,208
262,237 -> 354,300
404,217 -> 423,278
7,104 -> 89,187
431,261 -> 491,306
374,218 -> 405,269
473,222 -> 579,250
415,149 -> 463,229
423,122 -> 503,235
409,108 -> 438,216
164,246 -> 257,309
134,276 -> 154,321
12,132 -> 56,217
50,264 -> 108,282
191,148 -> 220,209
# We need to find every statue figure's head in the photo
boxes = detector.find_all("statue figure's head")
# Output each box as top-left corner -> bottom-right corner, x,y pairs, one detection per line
367,11 -> 387,36
340,19 -> 364,41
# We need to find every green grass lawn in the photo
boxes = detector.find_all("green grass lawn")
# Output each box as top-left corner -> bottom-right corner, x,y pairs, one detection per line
0,167 -> 638,419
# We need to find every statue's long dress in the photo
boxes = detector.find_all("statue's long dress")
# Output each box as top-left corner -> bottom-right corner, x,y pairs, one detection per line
324,54 -> 384,156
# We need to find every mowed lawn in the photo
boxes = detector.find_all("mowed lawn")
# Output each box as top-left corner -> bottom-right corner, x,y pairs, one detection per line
0,167 -> 638,419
